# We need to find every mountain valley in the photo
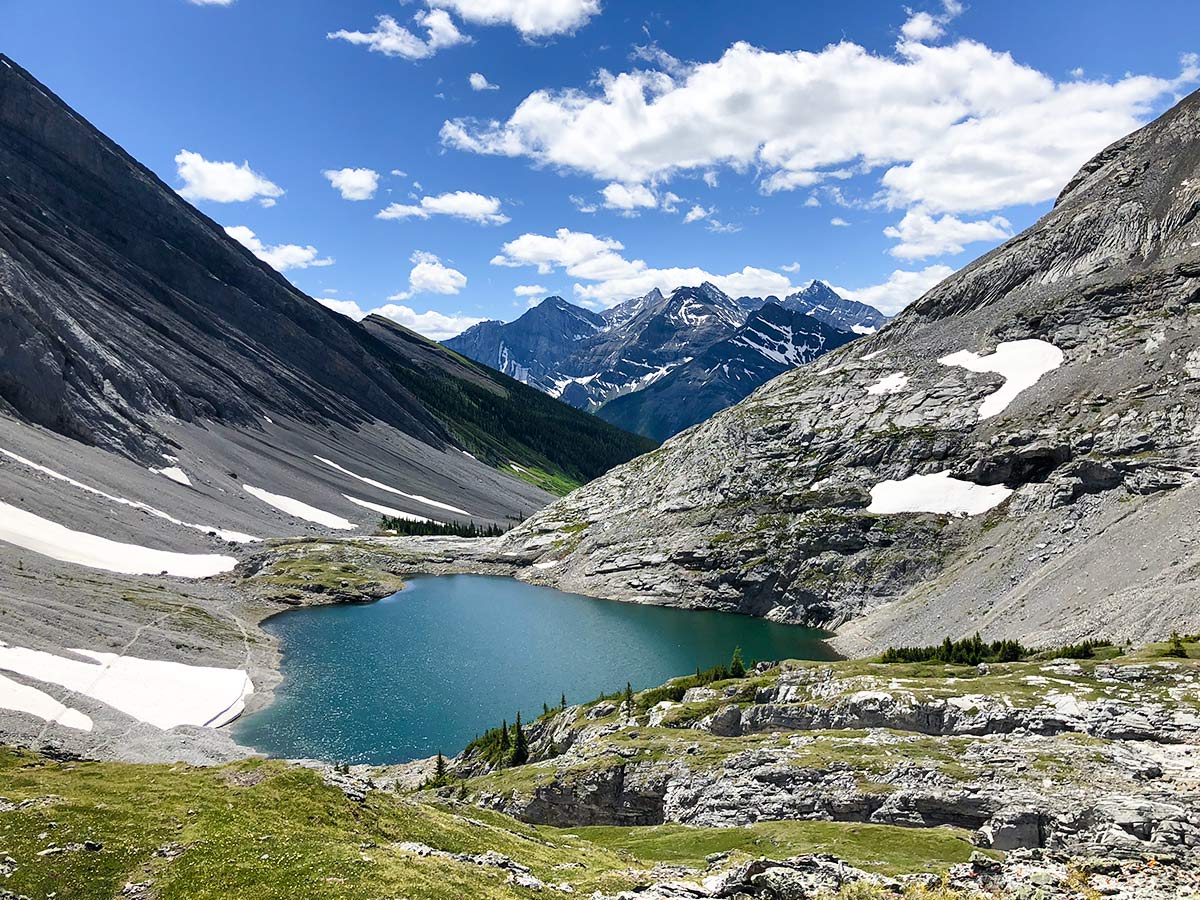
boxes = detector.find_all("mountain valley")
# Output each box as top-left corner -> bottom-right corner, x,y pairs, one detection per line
1,26 -> 1200,900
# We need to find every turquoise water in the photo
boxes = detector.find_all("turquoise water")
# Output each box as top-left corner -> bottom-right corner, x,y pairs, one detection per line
233,575 -> 834,764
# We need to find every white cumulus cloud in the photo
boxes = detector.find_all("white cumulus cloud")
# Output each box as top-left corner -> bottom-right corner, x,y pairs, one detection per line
431,0 -> 601,38
884,209 -> 1012,260
323,167 -> 380,200
834,264 -> 954,316
440,35 -> 1198,217
315,297 -> 483,341
683,205 -> 712,224
490,227 -> 798,307
175,150 -> 283,205
469,72 -> 499,91
900,1 -> 964,44
601,182 -> 658,211
513,284 -> 548,296
377,190 -> 509,225
389,250 -> 468,300
900,11 -> 943,42
317,297 -> 367,318
225,226 -> 333,272
327,9 -> 469,60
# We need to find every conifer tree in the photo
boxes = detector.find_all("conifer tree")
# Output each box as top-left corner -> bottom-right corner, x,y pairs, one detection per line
1167,631 -> 1189,658
511,711 -> 529,765
730,646 -> 746,678
561,692 -> 567,710
435,751 -> 446,781
623,682 -> 634,718
500,719 -> 510,751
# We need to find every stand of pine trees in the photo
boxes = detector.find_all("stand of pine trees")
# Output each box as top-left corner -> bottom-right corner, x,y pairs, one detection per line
879,633 -> 1026,665
377,515 -> 508,538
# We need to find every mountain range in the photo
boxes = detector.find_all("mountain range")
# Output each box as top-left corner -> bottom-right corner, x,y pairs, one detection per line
445,280 -> 885,439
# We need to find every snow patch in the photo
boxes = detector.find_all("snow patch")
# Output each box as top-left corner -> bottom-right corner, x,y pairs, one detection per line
0,447 -> 257,543
242,485 -> 356,530
0,501 -> 237,577
939,339 -> 1063,419
313,456 -> 471,516
867,372 -> 909,395
150,465 -> 192,487
0,644 -> 253,730
532,560 -> 560,570
859,349 -> 887,361
343,495 -> 438,524
851,324 -> 877,335
0,672 -> 92,732
868,472 -> 1012,517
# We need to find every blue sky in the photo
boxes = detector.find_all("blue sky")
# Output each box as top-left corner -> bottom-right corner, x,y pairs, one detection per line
5,0 -> 1199,337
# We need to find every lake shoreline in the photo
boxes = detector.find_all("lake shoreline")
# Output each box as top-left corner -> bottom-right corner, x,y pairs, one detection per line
232,573 -> 835,766
226,534 -> 842,760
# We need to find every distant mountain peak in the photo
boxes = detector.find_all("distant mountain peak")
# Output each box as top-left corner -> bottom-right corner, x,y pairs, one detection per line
781,281 -> 890,333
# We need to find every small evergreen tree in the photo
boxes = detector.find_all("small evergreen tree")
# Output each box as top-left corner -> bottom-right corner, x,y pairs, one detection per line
511,712 -> 529,765
730,646 -> 746,679
543,702 -> 550,717
1166,631 -> 1189,658
435,751 -> 446,781
499,719 -> 510,751
623,681 -> 634,718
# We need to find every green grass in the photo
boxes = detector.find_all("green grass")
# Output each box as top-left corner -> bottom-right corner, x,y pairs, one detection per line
556,820 -> 997,876
505,463 -> 581,496
0,750 -> 634,900
251,542 -> 406,600
0,750 -> 1002,899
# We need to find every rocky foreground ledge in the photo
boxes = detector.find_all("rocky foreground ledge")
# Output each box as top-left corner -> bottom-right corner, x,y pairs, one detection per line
451,651 -> 1200,854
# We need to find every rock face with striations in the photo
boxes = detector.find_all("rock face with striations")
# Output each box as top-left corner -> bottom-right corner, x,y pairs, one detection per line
0,54 -> 647,502
0,56 -> 452,460
502,88 -> 1200,651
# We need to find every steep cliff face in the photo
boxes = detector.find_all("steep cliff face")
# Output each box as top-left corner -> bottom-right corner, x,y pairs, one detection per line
502,89 -> 1200,650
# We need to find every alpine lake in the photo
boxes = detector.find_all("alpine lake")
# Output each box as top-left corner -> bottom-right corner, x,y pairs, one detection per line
234,574 -> 834,764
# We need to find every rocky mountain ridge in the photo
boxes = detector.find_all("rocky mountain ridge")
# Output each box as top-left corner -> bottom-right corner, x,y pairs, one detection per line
446,281 -> 883,438
779,279 -> 892,333
598,302 -> 856,441
496,86 -> 1200,653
